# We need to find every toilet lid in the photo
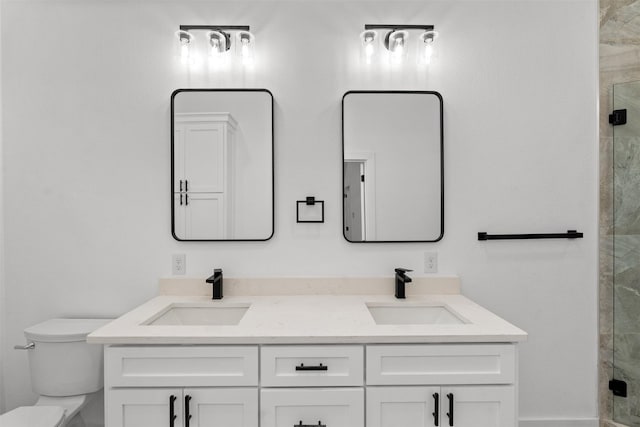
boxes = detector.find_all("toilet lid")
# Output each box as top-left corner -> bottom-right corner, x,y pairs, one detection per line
0,406 -> 65,427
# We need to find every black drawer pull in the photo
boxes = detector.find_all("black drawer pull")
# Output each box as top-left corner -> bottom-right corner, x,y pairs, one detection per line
185,180 -> 189,191
446,393 -> 454,426
295,363 -> 328,371
185,395 -> 192,427
295,421 -> 326,427
179,180 -> 183,192
433,392 -> 439,426
169,395 -> 177,427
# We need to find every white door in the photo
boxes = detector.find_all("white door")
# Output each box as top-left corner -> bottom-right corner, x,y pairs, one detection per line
184,193 -> 226,239
107,388 -> 183,427
440,386 -> 515,427
184,388 -> 258,427
367,386 -> 441,427
182,122 -> 226,193
260,388 -> 364,427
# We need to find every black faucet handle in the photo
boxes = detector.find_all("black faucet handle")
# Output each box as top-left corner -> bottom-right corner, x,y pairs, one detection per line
206,268 -> 223,300
395,268 -> 413,274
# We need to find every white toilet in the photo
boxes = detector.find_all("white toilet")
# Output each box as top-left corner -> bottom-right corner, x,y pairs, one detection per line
0,318 -> 112,427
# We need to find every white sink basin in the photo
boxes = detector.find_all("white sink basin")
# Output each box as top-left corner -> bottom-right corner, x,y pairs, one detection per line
144,303 -> 250,326
366,303 -> 466,325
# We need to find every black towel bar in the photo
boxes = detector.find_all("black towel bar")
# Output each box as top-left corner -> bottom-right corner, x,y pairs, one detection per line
478,230 -> 583,241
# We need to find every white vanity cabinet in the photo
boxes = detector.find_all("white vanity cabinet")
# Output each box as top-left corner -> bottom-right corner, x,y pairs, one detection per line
103,343 -> 518,427
107,388 -> 257,427
104,346 -> 258,427
260,345 -> 365,427
366,344 -> 517,427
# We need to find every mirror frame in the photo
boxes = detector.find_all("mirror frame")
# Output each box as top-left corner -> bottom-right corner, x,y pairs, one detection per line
170,88 -> 275,242
341,90 -> 444,243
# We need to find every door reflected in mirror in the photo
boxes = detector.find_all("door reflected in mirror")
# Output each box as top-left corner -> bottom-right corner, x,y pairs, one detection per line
171,89 -> 274,241
342,91 -> 443,242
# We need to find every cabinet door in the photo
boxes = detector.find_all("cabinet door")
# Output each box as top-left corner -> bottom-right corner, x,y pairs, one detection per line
184,193 -> 226,239
107,388 -> 183,427
440,386 -> 515,427
184,388 -> 258,427
261,388 -> 364,427
367,386 -> 440,427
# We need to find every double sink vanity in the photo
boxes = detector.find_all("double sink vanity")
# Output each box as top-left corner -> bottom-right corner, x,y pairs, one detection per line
88,276 -> 526,427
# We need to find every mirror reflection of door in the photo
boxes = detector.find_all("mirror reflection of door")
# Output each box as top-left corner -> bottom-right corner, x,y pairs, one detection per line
344,161 -> 365,241
342,91 -> 443,242
174,114 -> 235,240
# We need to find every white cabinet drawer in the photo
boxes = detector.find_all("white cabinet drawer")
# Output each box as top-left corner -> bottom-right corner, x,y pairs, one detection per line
260,388 -> 364,427
261,345 -> 364,387
105,345 -> 258,387
366,344 -> 515,385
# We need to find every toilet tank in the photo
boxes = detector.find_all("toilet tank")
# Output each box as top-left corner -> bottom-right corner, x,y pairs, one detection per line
23,318 -> 112,396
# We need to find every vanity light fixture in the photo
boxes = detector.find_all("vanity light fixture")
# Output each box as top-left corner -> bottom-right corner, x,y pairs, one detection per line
237,30 -> 255,66
360,30 -> 378,63
419,30 -> 439,65
175,30 -> 194,62
362,24 -> 438,65
175,25 -> 255,66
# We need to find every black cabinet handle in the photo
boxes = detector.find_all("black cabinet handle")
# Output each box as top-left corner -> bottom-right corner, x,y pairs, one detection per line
179,180 -> 183,192
432,393 -> 439,426
295,363 -> 328,371
185,193 -> 189,206
169,395 -> 177,427
185,395 -> 192,427
185,180 -> 189,191
295,422 -> 326,427
180,194 -> 183,206
446,393 -> 454,426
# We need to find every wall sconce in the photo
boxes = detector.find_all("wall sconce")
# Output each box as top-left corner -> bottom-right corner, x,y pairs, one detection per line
175,25 -> 256,67
362,24 -> 439,66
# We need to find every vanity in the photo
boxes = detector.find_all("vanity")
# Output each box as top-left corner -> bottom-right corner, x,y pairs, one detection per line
88,277 -> 526,427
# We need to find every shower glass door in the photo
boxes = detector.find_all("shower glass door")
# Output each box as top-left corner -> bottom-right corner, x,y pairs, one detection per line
613,80 -> 640,425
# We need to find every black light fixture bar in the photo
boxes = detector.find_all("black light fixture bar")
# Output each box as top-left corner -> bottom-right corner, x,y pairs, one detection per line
179,25 -> 250,32
478,230 -> 584,241
364,24 -> 434,31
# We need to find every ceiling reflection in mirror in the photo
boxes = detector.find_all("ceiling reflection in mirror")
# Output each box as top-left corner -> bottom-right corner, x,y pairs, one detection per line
342,91 -> 443,242
171,89 -> 274,241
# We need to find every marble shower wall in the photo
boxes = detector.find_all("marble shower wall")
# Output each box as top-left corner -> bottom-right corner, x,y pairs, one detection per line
600,1 -> 640,426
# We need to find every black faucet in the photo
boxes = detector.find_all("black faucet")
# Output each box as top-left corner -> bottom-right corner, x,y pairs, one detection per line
206,269 -> 223,299
394,268 -> 413,299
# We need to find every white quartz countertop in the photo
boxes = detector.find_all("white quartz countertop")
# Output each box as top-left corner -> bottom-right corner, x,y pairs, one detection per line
87,293 -> 527,345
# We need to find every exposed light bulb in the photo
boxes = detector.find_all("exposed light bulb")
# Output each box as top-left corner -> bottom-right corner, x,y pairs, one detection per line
241,39 -> 250,58
180,41 -> 190,60
175,30 -> 194,64
424,43 -> 433,64
387,30 -> 408,64
418,30 -> 439,66
237,31 -> 255,67
365,40 -> 374,58
210,39 -> 220,55
360,30 -> 378,64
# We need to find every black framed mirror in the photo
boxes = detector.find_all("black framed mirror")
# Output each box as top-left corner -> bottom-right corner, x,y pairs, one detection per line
171,89 -> 274,241
342,90 -> 444,243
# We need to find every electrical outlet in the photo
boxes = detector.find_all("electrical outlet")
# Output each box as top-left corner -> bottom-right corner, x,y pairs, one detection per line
424,252 -> 438,273
172,253 -> 186,275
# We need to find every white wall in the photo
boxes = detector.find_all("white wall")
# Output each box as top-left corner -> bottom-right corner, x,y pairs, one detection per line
1,0 -> 598,424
